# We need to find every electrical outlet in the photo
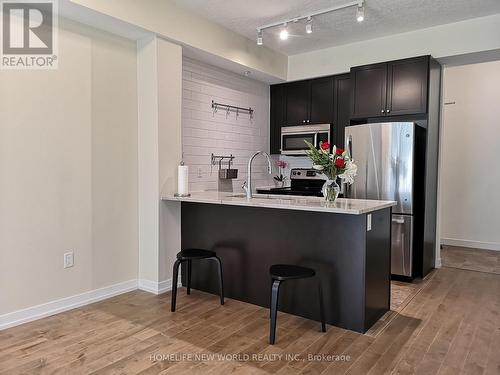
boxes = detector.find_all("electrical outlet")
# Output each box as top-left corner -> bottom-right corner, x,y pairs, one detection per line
64,251 -> 74,269
197,167 -> 203,179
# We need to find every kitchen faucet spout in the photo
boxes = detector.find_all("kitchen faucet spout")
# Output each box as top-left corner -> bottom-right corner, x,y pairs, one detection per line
243,151 -> 272,199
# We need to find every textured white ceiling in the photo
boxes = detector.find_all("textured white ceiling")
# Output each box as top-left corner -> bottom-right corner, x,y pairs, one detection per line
173,0 -> 500,55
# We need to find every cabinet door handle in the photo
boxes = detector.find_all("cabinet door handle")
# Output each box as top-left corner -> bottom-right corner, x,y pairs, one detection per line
386,109 -> 390,113
307,119 -> 310,123
381,109 -> 385,113
302,120 -> 306,123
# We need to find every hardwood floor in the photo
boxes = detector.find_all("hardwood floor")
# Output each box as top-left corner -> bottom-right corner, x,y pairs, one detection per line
1,267 -> 499,374
441,245 -> 500,275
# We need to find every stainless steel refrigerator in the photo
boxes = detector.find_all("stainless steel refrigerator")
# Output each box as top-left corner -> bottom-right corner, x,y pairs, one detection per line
344,122 -> 426,277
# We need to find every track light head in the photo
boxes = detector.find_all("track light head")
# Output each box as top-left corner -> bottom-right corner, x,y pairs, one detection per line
279,23 -> 289,40
306,17 -> 313,34
257,1 -> 366,44
356,5 -> 365,22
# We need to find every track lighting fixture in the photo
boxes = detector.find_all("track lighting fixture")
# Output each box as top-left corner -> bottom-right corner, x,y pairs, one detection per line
279,23 -> 289,40
256,0 -> 365,45
356,4 -> 365,22
306,17 -> 313,34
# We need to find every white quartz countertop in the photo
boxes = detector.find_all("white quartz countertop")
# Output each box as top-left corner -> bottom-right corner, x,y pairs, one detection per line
161,191 -> 396,215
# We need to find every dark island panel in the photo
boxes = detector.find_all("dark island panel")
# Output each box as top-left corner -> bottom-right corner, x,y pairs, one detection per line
364,208 -> 392,329
180,202 -> 391,333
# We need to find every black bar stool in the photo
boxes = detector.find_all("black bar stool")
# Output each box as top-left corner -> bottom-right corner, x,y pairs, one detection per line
171,249 -> 224,312
269,264 -> 326,344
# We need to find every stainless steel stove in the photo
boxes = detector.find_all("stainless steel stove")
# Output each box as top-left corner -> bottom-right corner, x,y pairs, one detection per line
256,168 -> 326,197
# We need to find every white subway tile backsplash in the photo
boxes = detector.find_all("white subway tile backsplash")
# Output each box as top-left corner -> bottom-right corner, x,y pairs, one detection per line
183,137 -> 217,147
182,79 -> 203,92
182,57 -> 271,192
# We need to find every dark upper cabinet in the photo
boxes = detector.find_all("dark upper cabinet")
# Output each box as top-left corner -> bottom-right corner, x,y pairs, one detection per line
334,74 -> 351,148
285,80 -> 310,125
270,84 -> 286,154
350,56 -> 430,119
310,77 -> 334,124
271,55 -> 431,153
350,63 -> 387,119
387,57 -> 428,116
271,75 -> 343,153
285,77 -> 334,125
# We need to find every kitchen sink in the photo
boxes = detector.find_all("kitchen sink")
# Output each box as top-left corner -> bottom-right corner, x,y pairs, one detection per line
224,193 -> 247,198
224,193 -> 294,201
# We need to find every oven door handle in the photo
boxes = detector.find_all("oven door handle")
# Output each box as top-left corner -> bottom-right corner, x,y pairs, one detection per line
314,133 -> 319,149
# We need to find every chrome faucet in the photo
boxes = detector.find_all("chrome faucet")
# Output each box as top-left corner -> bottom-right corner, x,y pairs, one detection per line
242,151 -> 272,199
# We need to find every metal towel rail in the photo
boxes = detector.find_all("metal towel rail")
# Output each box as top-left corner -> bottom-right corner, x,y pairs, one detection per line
211,100 -> 254,120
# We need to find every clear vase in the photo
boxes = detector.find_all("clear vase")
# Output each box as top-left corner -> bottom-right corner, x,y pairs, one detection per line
322,179 -> 340,202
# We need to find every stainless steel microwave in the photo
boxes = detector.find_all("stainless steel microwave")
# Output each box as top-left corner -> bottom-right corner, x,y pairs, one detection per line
281,124 -> 331,155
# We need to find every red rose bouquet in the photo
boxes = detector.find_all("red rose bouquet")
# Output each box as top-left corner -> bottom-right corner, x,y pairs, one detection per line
304,140 -> 357,201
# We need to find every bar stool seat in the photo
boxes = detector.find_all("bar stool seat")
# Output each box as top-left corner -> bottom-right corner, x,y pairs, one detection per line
269,264 -> 315,280
269,264 -> 326,344
177,248 -> 216,260
171,248 -> 224,312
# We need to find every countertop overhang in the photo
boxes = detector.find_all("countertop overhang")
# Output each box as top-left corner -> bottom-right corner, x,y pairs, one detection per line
161,191 -> 396,215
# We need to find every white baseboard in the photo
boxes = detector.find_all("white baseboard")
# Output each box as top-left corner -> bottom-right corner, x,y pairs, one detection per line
0,279 -> 138,331
441,238 -> 500,251
138,277 -> 181,295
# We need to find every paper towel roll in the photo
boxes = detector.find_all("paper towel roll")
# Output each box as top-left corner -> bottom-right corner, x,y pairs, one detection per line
177,165 -> 189,195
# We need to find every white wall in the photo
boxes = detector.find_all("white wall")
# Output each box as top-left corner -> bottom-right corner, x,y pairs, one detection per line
137,35 -> 160,285
182,58 -> 272,192
69,0 -> 287,81
0,19 -> 138,315
157,39 -> 182,285
288,14 -> 500,81
137,36 -> 183,292
439,60 -> 500,251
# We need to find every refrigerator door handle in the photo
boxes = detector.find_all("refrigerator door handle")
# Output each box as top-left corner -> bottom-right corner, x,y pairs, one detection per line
392,217 -> 405,224
345,134 -> 352,158
343,134 -> 353,197
401,232 -> 406,275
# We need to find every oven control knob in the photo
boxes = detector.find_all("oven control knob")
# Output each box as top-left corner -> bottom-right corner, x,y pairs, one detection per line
297,172 -> 301,176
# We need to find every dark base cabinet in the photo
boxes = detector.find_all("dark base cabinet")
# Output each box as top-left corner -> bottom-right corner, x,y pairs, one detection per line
180,202 -> 391,333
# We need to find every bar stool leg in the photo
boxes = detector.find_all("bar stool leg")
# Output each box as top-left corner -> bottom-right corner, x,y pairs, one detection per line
270,279 -> 281,345
318,280 -> 326,332
187,260 -> 192,295
171,259 -> 182,312
213,256 -> 224,305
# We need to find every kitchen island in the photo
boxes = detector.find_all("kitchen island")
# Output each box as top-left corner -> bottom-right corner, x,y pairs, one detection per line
162,191 -> 396,333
